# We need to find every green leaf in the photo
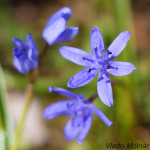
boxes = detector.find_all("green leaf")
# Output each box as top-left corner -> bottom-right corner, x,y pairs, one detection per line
0,65 -> 12,150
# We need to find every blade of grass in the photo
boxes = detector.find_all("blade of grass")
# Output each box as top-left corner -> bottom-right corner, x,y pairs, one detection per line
113,0 -> 139,82
0,65 -> 12,150
0,131 -> 5,150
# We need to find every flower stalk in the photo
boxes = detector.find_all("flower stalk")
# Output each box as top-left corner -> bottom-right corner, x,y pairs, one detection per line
11,43 -> 48,150
11,83 -> 34,150
88,93 -> 98,103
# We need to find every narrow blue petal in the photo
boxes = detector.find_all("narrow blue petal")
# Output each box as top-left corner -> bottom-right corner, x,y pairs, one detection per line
12,37 -> 25,52
28,58 -> 38,70
77,114 -> 93,144
91,26 -> 104,58
42,17 -> 66,45
54,27 -> 79,44
22,59 -> 37,73
64,117 -> 81,141
26,33 -> 38,55
13,57 -> 25,74
91,104 -> 113,126
48,86 -> 80,99
26,34 -> 39,65
68,67 -> 97,88
43,100 -> 74,120
97,71 -> 113,107
72,115 -> 84,127
59,46 -> 94,66
13,55 -> 34,74
12,37 -> 23,46
12,46 -> 20,56
107,61 -> 136,76
105,31 -> 131,60
46,7 -> 72,26
26,33 -> 37,49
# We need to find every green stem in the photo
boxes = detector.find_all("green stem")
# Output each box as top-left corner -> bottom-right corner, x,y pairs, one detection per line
88,93 -> 98,103
11,83 -> 34,150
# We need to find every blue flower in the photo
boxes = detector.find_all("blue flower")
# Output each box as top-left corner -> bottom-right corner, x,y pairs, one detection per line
43,7 -> 79,45
59,26 -> 136,107
43,86 -> 113,143
12,33 -> 39,74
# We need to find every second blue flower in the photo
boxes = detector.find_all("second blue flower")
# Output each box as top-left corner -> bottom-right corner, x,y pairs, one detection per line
59,26 -> 136,107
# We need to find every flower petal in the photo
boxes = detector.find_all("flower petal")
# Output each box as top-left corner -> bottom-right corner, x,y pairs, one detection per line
26,34 -> 39,65
64,117 -> 81,141
91,104 -> 113,126
71,115 -> 84,127
97,71 -> 113,107
12,37 -> 25,55
43,100 -> 75,120
12,37 -> 25,48
54,27 -> 79,44
91,26 -> 104,58
77,114 -> 93,144
106,31 -> 131,60
68,67 -> 97,88
26,33 -> 37,49
13,56 -> 25,74
59,46 -> 93,66
26,33 -> 38,55
48,86 -> 80,99
107,61 -> 136,76
42,17 -> 66,45
46,7 -> 72,26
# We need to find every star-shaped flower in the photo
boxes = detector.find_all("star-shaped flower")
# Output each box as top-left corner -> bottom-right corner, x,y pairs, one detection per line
43,86 -> 113,143
12,33 -> 39,74
43,7 -> 79,45
59,26 -> 136,107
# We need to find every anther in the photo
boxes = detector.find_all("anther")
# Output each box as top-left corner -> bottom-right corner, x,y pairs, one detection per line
106,65 -> 111,69
88,69 -> 92,72
97,77 -> 104,81
82,57 -> 95,63
94,47 -> 97,51
94,47 -> 100,59
82,57 -> 86,60
107,51 -> 112,55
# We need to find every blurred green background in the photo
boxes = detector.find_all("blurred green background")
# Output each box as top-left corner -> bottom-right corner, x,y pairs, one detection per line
0,0 -> 150,150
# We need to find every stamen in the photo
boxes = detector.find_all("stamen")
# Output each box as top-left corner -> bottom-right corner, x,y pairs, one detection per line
82,57 -> 95,63
88,69 -> 92,72
94,47 -> 100,59
106,65 -> 111,69
107,66 -> 118,70
107,51 -> 112,55
97,77 -> 104,81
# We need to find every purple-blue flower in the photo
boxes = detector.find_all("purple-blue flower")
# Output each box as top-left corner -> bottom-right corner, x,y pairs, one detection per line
43,86 -> 113,143
59,26 -> 136,107
12,33 -> 39,74
42,7 -> 79,45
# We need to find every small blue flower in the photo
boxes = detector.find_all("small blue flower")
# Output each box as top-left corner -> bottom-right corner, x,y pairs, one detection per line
59,26 -> 136,107
43,7 -> 79,45
12,33 -> 39,74
43,86 -> 113,143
